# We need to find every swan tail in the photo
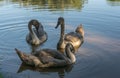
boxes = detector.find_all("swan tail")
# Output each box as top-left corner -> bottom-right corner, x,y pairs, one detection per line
15,48 -> 27,62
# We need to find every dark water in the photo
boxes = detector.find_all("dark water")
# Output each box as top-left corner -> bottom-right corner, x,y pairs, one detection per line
0,0 -> 120,78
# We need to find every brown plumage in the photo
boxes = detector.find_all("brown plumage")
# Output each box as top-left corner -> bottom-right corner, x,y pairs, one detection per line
15,43 -> 76,68
55,17 -> 84,51
26,19 -> 47,45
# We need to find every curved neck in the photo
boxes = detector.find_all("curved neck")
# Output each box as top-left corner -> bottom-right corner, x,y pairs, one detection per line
28,23 -> 34,35
65,47 -> 76,63
28,23 -> 39,40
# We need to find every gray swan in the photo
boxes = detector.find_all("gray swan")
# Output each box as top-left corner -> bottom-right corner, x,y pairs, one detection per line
26,19 -> 47,45
15,43 -> 76,67
55,17 -> 84,51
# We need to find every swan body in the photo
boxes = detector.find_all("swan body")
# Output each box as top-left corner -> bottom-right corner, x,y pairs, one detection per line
15,43 -> 76,68
26,19 -> 47,45
55,17 -> 84,50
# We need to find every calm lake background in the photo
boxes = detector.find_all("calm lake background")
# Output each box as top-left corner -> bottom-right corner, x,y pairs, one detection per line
0,0 -> 120,78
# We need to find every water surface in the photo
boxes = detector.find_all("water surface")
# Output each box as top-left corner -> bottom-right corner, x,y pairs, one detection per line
0,0 -> 120,78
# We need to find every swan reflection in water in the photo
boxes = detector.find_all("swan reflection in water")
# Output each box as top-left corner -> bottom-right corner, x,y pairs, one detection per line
17,63 -> 74,78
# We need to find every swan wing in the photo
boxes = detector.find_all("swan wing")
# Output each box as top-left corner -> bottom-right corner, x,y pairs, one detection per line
65,32 -> 82,42
34,49 -> 66,60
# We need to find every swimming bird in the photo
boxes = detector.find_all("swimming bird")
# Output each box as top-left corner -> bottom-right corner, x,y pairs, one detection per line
15,43 -> 76,68
26,19 -> 47,45
55,17 -> 84,51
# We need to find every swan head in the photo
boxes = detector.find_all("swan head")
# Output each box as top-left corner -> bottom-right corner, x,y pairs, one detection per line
75,24 -> 84,37
65,43 -> 75,54
55,17 -> 64,29
65,43 -> 76,63
15,48 -> 41,67
28,19 -> 41,32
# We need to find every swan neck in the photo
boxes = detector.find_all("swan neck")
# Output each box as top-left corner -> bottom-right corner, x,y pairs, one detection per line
28,23 -> 34,35
28,22 -> 39,41
65,48 -> 76,63
60,23 -> 65,41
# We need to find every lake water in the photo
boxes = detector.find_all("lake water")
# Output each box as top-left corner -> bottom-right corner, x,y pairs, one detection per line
0,0 -> 120,78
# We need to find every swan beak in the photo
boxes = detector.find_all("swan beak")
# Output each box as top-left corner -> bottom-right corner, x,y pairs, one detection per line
55,22 -> 60,29
15,48 -> 27,62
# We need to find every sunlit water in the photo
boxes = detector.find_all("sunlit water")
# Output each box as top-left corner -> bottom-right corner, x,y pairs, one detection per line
0,0 -> 120,78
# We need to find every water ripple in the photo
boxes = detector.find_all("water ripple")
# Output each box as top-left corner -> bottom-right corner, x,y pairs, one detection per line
72,48 -> 103,74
